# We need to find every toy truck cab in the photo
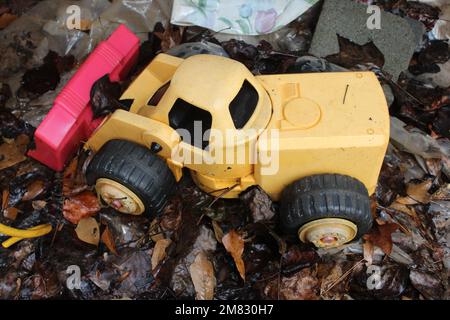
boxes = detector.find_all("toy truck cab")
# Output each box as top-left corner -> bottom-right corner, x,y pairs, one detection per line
85,52 -> 389,248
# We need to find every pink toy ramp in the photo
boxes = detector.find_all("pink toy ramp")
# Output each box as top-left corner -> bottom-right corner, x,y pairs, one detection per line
28,24 -> 140,171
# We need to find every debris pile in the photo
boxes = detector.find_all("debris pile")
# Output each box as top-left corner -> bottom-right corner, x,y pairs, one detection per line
0,0 -> 449,300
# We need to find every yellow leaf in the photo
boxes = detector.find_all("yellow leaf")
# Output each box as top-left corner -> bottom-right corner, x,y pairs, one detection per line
189,251 -> 216,300
222,230 -> 245,281
151,238 -> 172,270
75,217 -> 100,246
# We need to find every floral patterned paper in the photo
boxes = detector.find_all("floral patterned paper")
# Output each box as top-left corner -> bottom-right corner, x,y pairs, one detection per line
171,0 -> 319,35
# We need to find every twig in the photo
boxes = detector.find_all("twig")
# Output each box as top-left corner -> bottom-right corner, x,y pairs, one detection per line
322,259 -> 364,295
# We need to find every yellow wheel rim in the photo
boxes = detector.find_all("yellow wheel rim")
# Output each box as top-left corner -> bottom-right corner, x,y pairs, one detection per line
95,178 -> 145,215
298,218 -> 357,248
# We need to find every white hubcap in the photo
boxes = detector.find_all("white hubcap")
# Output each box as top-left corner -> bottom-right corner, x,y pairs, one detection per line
95,178 -> 145,215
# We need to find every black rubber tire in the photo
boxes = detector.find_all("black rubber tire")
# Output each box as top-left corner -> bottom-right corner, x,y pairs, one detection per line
280,174 -> 372,239
86,140 -> 176,218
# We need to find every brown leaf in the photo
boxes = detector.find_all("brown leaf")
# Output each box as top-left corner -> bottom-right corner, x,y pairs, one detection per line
265,267 -> 319,300
389,201 -> 415,216
75,217 -> 100,246
32,200 -> 47,211
149,218 -> 164,243
0,13 -> 17,29
406,180 -> 432,203
0,139 -> 27,170
101,227 -> 118,255
63,157 -> 88,196
239,186 -> 275,222
151,238 -> 172,271
1,189 -> 9,210
189,251 -> 216,300
319,263 -> 345,300
3,207 -> 19,220
155,25 -> 184,52
222,230 -> 245,281
431,184 -> 450,201
76,19 -> 92,31
211,220 -> 224,244
363,223 -> 399,255
63,191 -> 100,224
22,180 -> 45,201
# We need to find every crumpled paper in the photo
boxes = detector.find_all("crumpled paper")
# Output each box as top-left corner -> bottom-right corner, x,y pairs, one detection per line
171,0 -> 318,35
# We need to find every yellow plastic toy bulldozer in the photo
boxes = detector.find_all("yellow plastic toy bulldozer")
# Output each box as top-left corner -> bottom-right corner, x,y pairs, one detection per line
84,53 -> 390,248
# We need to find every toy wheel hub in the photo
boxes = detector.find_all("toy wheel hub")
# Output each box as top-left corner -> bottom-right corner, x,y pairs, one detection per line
95,178 -> 145,215
298,218 -> 357,248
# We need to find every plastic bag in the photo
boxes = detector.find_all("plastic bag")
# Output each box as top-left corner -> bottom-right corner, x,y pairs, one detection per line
171,0 -> 319,35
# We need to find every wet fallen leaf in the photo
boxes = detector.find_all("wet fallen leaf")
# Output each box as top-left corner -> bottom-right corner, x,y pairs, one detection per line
76,19 -> 92,31
409,270 -> 444,300
326,35 -> 385,69
239,186 -> 275,222
149,219 -> 164,243
389,201 -> 416,216
101,227 -> 118,255
406,180 -> 432,203
319,263 -> 345,300
1,189 -> 8,210
281,245 -> 318,275
151,238 -> 172,271
0,13 -> 17,29
189,251 -> 216,300
22,180 -> 45,201
63,191 -> 101,224
75,217 -> 100,246
222,230 -> 245,281
0,139 -> 27,170
363,223 -> 399,255
31,200 -> 47,211
211,220 -> 224,244
63,157 -> 88,196
19,51 -> 75,98
431,184 -> 450,201
266,267 -> 319,300
3,207 -> 19,220
90,74 -> 124,119
154,24 -> 184,52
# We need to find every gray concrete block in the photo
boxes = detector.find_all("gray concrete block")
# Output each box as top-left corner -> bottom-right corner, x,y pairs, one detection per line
309,0 -> 425,80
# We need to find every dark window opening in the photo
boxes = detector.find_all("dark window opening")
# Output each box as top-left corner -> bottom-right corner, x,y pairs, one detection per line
169,99 -> 212,150
148,82 -> 170,106
229,80 -> 259,129
119,99 -> 134,110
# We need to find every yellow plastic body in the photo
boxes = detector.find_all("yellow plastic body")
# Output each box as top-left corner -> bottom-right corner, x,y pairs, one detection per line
86,54 -> 390,200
